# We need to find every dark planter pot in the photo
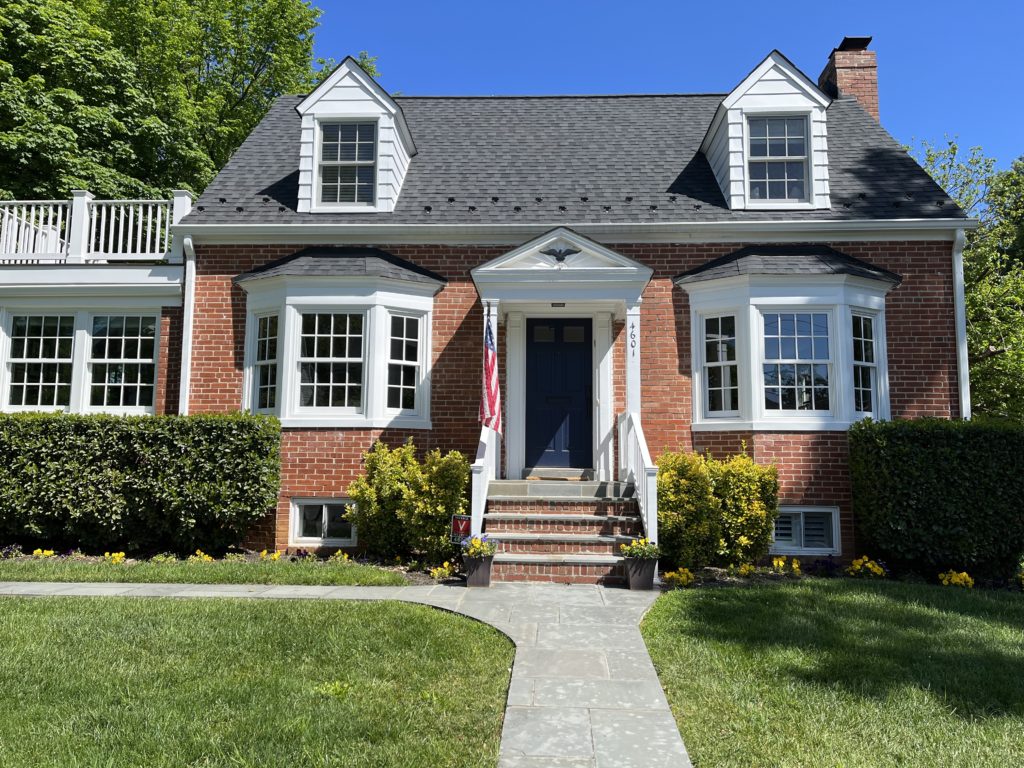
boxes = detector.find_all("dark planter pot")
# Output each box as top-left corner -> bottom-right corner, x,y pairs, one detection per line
625,558 -> 657,590
464,555 -> 494,588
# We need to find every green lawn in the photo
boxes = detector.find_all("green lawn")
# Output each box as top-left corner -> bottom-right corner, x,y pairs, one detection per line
642,579 -> 1024,768
0,557 -> 408,585
0,597 -> 513,767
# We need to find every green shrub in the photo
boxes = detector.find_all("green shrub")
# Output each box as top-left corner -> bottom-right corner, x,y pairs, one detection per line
707,452 -> 779,566
0,412 -> 280,553
656,448 -> 778,569
850,417 -> 1024,580
347,439 -> 469,562
656,451 -> 721,569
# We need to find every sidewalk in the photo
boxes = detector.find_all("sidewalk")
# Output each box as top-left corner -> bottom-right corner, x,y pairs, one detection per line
0,580 -> 691,768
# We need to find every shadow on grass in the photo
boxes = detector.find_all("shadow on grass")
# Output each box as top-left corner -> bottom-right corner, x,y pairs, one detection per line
660,579 -> 1024,720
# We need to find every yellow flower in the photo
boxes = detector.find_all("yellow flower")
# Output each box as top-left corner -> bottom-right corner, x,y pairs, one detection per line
103,552 -> 126,565
32,548 -> 55,558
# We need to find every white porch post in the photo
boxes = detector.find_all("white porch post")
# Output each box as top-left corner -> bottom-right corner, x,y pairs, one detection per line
484,301 -> 502,478
625,300 -> 642,415
169,190 -> 194,264
67,190 -> 94,263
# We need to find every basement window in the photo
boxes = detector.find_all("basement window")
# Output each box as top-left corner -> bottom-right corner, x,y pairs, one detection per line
771,506 -> 839,555
291,498 -> 357,547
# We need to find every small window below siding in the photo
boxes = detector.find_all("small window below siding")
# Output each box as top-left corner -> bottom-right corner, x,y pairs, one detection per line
771,506 -> 839,555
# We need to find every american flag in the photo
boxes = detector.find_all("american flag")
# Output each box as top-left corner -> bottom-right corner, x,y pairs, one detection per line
480,314 -> 502,434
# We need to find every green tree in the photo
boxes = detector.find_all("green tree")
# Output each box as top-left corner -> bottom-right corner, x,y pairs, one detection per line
914,139 -> 1024,420
0,0 -> 168,198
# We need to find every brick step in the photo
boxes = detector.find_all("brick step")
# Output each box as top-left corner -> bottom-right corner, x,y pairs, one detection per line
484,513 -> 642,536
486,498 -> 638,516
488,532 -> 631,556
492,553 -> 625,585
488,480 -> 633,500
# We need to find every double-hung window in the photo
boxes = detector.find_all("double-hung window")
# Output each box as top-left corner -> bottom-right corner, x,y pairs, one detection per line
8,315 -> 75,408
852,314 -> 877,415
4,312 -> 159,414
319,122 -> 376,205
762,312 -> 830,412
387,315 -> 420,411
253,315 -> 279,412
89,315 -> 157,409
748,117 -> 808,202
298,312 -> 364,410
703,315 -> 739,415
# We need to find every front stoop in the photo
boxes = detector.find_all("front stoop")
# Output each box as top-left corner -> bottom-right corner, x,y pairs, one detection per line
485,481 -> 641,585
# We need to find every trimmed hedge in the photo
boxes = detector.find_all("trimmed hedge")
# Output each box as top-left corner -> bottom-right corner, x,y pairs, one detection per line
0,412 -> 281,553
849,418 -> 1024,580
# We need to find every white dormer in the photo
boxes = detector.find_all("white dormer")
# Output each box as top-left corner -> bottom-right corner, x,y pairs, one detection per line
701,51 -> 831,211
295,57 -> 417,214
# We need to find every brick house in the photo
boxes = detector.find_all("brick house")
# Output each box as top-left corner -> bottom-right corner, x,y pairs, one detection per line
0,37 -> 972,582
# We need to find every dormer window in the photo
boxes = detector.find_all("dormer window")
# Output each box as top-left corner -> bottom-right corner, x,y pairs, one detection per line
319,122 -> 377,205
747,117 -> 808,202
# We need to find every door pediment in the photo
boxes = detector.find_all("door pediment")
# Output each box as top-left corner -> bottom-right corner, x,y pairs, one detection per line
471,228 -> 652,304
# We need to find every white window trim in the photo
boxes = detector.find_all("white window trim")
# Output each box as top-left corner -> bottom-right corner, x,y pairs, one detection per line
0,306 -> 161,416
241,277 -> 434,429
745,114 -> 810,206
698,312 -> 742,420
771,505 -> 841,556
251,312 -> 281,415
289,497 -> 358,548
385,311 -> 427,417
311,117 -> 384,213
688,276 -> 892,431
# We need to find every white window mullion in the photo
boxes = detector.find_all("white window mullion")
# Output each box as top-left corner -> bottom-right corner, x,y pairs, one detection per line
366,305 -> 387,420
69,311 -> 90,413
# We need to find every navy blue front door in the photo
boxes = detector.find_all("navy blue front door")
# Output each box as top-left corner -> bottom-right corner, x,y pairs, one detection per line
525,318 -> 593,469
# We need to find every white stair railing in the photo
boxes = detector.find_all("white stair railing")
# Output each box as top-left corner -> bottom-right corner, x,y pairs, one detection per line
0,201 -> 70,261
470,425 -> 498,537
618,411 -> 658,544
87,200 -> 172,260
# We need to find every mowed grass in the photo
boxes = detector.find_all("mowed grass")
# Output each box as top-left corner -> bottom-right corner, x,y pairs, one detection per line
0,597 -> 513,767
0,557 -> 408,586
642,579 -> 1024,768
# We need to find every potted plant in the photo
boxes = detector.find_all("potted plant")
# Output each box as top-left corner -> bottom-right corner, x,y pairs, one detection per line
461,535 -> 497,587
619,537 -> 661,590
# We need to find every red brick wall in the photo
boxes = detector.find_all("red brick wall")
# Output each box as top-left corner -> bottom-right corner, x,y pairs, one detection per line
190,239 -> 957,551
155,306 -> 183,415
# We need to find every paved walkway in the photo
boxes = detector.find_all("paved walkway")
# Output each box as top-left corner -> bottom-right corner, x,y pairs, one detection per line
0,581 -> 691,768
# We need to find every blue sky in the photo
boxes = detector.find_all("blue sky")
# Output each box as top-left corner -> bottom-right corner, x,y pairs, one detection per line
313,0 -> 1022,170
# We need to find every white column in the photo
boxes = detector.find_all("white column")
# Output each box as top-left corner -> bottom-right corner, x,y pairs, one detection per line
625,300 -> 642,415
505,310 -> 525,480
484,301 -> 502,479
170,190 -> 193,264
67,190 -> 94,263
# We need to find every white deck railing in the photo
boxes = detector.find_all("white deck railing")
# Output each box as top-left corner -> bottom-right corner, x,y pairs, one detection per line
0,202 -> 70,261
618,411 -> 658,544
470,425 -> 499,537
0,190 -> 190,264
88,200 -> 172,260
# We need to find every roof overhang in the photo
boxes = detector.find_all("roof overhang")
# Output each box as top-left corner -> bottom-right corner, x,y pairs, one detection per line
0,264 -> 183,303
176,218 -> 978,247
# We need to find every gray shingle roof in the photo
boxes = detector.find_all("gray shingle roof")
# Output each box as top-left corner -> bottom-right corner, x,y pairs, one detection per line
186,93 -> 965,226
233,246 -> 447,288
674,244 -> 902,285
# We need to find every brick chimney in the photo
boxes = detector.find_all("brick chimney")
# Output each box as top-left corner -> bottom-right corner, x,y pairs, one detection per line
818,36 -> 879,120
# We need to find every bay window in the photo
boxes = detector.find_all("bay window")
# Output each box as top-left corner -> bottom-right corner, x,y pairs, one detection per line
761,312 -> 830,412
298,312 -> 364,410
702,315 -> 739,416
253,314 -> 279,412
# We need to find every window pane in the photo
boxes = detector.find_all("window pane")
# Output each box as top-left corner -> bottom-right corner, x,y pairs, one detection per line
774,514 -> 798,545
9,315 -> 76,407
802,512 -> 833,548
324,504 -> 353,540
300,505 -> 323,538
749,118 -> 767,138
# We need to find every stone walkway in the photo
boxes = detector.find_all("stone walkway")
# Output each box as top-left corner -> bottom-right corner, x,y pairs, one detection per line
0,581 -> 691,768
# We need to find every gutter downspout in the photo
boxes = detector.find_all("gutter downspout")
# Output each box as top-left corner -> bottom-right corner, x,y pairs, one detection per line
952,228 -> 972,419
178,236 -> 196,415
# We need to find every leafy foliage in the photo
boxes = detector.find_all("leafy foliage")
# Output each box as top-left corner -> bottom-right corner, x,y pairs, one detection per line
913,140 -> 1024,420
0,0 -> 328,197
657,449 -> 779,569
347,439 -> 469,563
0,412 -> 280,553
849,417 -> 1024,580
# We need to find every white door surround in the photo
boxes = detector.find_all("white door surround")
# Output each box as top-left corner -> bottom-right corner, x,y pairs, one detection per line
471,228 -> 652,482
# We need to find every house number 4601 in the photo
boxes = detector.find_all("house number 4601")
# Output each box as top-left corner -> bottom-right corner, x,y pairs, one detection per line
629,322 -> 638,357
